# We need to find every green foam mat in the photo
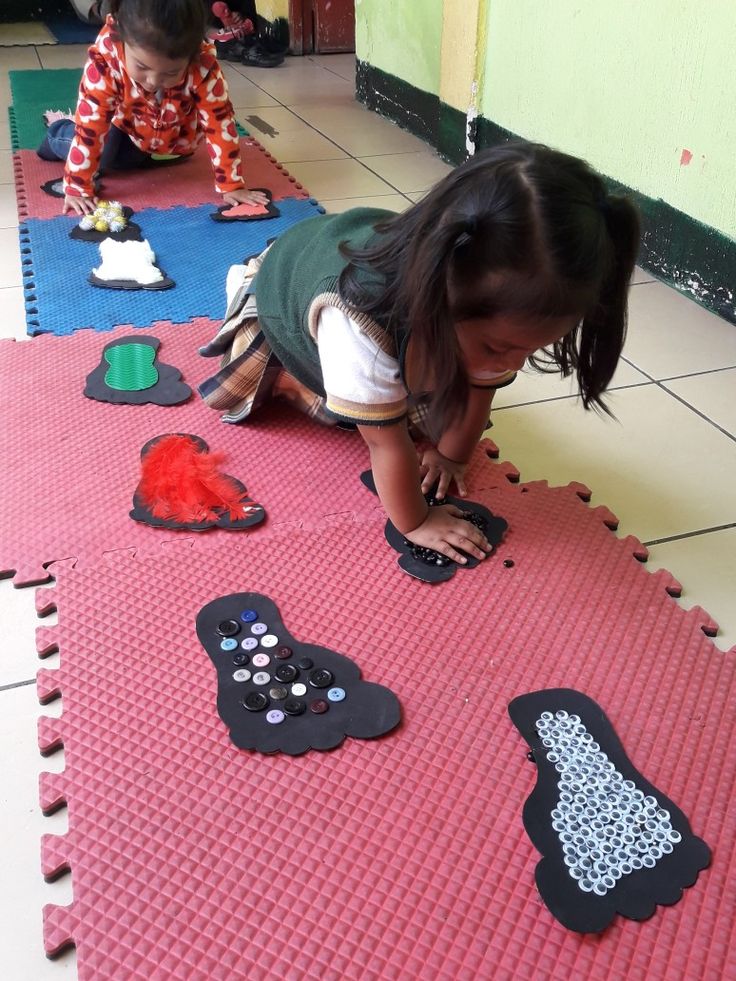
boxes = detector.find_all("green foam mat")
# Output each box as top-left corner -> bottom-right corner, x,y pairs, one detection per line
9,69 -> 82,150
9,68 -> 249,151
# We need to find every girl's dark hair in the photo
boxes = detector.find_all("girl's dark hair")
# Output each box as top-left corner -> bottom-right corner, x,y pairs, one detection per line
109,0 -> 207,62
339,142 -> 641,424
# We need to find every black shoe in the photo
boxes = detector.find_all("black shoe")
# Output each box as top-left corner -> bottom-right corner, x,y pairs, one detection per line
215,38 -> 247,62
241,42 -> 284,68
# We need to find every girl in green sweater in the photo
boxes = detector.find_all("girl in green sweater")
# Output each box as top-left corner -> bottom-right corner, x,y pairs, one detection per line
200,142 -> 640,565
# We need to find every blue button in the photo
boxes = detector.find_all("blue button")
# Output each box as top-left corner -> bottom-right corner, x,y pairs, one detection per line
266,710 -> 285,725
220,638 -> 238,651
327,687 -> 346,702
251,622 -> 268,635
240,609 -> 258,622
240,637 -> 258,651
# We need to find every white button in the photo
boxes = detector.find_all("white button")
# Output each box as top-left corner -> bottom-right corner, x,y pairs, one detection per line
252,653 -> 270,668
252,671 -> 270,686
291,683 -> 307,696
251,622 -> 268,635
266,710 -> 285,725
260,634 -> 278,647
241,637 -> 258,651
232,669 -> 251,682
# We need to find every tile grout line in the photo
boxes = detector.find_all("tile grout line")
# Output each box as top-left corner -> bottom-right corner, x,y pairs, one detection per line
643,522 -> 736,548
226,62 -> 420,202
0,677 -> 36,692
492,379 -> 653,411
658,364 -> 736,382
619,355 -> 736,443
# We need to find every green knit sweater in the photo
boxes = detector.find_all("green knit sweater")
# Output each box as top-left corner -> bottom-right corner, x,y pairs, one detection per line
252,207 -> 396,395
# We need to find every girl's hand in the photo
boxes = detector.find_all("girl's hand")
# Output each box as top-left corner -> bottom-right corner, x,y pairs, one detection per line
222,187 -> 270,207
405,504 -> 491,564
420,447 -> 469,499
63,194 -> 97,216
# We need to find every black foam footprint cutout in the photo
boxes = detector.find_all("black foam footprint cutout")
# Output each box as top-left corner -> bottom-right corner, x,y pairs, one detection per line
210,188 -> 280,223
196,592 -> 401,755
69,206 -> 143,243
40,177 -> 64,199
130,434 -> 266,531
508,689 -> 711,933
84,335 -> 191,406
360,469 -> 507,582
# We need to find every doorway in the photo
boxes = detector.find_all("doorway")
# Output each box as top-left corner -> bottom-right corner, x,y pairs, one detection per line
289,0 -> 354,55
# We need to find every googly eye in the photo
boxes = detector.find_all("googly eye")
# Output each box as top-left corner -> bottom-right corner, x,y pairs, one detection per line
593,881 -> 608,896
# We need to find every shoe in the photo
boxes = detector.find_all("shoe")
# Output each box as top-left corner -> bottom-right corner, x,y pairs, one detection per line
214,38 -> 247,62
240,42 -> 284,68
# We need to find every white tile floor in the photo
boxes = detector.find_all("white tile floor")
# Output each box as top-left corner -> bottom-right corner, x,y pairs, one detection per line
1,41 -> 735,980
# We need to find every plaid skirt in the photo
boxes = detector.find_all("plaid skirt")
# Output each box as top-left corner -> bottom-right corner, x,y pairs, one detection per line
198,253 -> 437,434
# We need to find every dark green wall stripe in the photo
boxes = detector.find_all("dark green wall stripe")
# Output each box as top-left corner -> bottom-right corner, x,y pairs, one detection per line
357,61 -> 736,325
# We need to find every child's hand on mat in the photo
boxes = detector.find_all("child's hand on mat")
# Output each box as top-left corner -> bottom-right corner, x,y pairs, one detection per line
419,447 -> 469,499
222,187 -> 270,207
405,504 -> 490,564
63,194 -> 97,216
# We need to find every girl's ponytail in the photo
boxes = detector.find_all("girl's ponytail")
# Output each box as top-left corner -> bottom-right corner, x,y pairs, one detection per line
575,195 -> 641,411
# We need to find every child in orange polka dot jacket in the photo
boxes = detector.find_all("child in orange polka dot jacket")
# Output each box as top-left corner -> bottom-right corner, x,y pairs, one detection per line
38,0 -> 267,216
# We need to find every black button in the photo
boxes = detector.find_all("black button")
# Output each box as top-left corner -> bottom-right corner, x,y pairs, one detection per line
274,664 -> 298,683
309,668 -> 334,689
298,657 -> 314,670
243,692 -> 269,712
284,698 -> 306,716
269,686 -> 288,700
310,699 -> 329,714
503,559 -> 515,568
274,646 -> 293,660
217,619 -> 241,637
233,653 -> 250,666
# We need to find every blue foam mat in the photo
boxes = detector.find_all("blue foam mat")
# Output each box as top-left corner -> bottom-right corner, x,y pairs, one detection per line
44,17 -> 98,45
20,198 -> 324,335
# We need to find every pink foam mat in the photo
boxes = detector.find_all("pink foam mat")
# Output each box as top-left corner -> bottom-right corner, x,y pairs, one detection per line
14,138 -> 311,221
34,485 -> 734,978
0,322 -> 515,586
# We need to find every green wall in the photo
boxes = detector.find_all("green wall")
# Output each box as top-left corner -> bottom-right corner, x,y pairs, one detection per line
482,0 -> 736,240
355,0 -> 736,323
355,0 -> 443,96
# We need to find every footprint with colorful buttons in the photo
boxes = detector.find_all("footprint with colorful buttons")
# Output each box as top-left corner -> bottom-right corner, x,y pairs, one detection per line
84,335 -> 192,406
196,593 -> 401,755
210,188 -> 280,223
360,470 -> 508,583
508,689 -> 711,933
130,434 -> 266,531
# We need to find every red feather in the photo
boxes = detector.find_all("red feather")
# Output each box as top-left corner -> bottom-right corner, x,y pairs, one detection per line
138,435 -> 250,523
